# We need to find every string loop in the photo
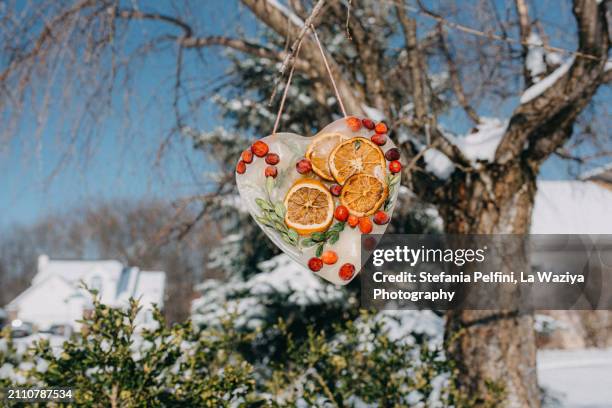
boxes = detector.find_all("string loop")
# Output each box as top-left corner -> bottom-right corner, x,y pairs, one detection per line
272,25 -> 348,135
310,25 -> 347,118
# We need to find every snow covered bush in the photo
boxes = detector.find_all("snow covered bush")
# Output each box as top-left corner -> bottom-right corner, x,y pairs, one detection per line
1,294 -> 258,407
0,330 -> 22,388
0,293 -> 503,407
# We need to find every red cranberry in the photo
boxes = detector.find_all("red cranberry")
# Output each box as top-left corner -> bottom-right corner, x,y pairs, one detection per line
374,122 -> 388,134
296,158 -> 312,174
362,118 -> 375,130
329,184 -> 342,196
308,257 -> 323,272
373,211 -> 390,225
371,133 -> 387,146
389,160 -> 402,174
251,140 -> 269,157
265,153 -> 280,165
241,150 -> 253,164
265,166 -> 278,178
385,148 -> 400,161
339,263 -> 356,281
334,206 -> 349,222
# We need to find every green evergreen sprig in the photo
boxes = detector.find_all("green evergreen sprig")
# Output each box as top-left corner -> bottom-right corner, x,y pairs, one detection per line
254,177 -> 299,247
384,173 -> 401,212
301,221 -> 346,257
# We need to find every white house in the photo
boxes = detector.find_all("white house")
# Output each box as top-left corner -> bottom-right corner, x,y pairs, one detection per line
6,255 -> 166,332
532,179 -> 612,234
532,166 -> 612,349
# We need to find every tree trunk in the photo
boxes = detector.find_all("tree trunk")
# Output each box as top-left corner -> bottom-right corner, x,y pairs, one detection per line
440,162 -> 540,407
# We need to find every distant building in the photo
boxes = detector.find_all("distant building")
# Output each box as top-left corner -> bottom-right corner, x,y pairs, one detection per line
532,169 -> 612,349
532,179 -> 612,234
6,255 -> 166,333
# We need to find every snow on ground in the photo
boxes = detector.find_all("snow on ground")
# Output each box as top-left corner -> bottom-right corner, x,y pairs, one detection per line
538,348 -> 612,407
532,181 -> 612,234
521,57 -> 575,104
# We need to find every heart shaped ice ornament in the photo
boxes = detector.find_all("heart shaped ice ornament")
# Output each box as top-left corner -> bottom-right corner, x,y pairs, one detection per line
236,117 -> 402,285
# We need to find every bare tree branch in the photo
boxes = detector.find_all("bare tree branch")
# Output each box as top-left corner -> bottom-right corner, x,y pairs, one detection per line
116,8 -> 312,70
395,2 -> 473,186
515,0 -> 535,87
437,24 -> 481,125
395,2 -> 428,124
327,0 -> 388,117
240,0 -> 364,115
179,35 -> 311,71
495,0 -> 610,165
272,0 -> 325,78
115,9 -> 193,37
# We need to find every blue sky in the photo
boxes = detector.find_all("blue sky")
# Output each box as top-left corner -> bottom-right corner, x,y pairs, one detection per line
0,1 -> 246,226
0,0 -> 608,227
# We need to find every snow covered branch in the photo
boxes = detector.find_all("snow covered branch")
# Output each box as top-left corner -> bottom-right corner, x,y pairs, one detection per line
515,0 -> 536,87
495,0 -> 610,165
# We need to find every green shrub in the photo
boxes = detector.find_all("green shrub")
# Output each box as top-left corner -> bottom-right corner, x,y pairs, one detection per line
0,294 -> 500,407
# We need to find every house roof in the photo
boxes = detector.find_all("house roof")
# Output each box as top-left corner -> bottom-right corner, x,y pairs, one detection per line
33,256 -> 124,285
7,274 -> 75,310
532,180 -> 612,234
15,256 -> 166,311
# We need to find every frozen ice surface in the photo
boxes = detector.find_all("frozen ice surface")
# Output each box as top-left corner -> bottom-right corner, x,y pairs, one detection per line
235,118 -> 401,285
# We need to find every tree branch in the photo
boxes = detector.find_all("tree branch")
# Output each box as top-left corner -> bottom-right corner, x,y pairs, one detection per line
515,0 -> 535,87
116,8 -> 312,71
395,2 -> 428,124
327,0 -> 389,117
437,24 -> 481,125
274,0 -> 325,78
428,125 -> 473,169
240,0 -> 364,115
115,9 -> 193,37
495,0 -> 610,165
179,35 -> 310,71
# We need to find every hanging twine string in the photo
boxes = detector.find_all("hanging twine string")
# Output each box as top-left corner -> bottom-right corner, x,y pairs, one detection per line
310,25 -> 347,118
272,39 -> 304,135
272,25 -> 348,134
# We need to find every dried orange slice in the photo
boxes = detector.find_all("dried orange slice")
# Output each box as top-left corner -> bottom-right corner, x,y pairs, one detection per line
306,132 -> 347,181
329,137 -> 386,185
339,174 -> 388,217
284,178 -> 334,235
